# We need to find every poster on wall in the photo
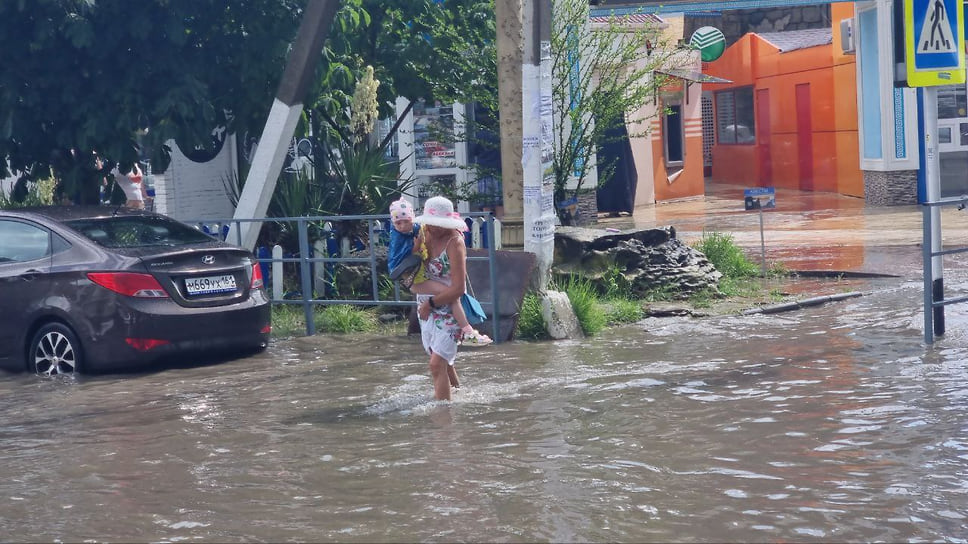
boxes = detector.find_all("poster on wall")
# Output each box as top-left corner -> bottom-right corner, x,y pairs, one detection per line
413,100 -> 457,170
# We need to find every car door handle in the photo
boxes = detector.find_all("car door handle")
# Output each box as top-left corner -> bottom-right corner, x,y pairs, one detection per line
20,269 -> 45,281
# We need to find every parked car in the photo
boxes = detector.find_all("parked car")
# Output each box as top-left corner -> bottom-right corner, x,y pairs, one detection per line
0,206 -> 271,375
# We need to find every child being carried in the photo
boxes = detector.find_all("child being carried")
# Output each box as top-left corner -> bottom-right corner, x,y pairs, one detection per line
388,198 -> 492,347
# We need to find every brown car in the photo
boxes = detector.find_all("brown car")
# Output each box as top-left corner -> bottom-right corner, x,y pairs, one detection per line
0,206 -> 271,375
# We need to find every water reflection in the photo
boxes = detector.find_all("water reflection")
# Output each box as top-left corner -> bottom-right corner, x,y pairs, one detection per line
2,277 -> 968,541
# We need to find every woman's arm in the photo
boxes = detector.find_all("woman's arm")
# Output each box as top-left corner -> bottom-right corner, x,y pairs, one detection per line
429,236 -> 466,308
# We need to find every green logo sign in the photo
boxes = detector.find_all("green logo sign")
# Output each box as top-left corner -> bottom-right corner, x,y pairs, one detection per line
690,26 -> 726,62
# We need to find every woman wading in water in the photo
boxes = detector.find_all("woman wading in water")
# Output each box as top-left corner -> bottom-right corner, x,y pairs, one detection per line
412,196 -> 473,401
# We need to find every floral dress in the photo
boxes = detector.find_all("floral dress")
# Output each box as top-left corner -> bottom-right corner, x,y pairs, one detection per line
417,239 -> 463,365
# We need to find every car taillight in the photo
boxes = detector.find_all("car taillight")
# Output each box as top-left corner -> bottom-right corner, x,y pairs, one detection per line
251,262 -> 265,289
126,338 -> 171,351
87,272 -> 169,298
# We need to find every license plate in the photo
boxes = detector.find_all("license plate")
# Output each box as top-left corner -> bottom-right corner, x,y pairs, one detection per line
185,274 -> 237,295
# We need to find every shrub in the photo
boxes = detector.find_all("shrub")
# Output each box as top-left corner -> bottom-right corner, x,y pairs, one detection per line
0,176 -> 56,208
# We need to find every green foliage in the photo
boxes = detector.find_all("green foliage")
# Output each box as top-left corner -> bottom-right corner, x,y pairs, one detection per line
515,292 -> 549,340
769,261 -> 792,278
0,177 -> 56,208
600,265 -> 633,299
717,276 -> 761,298
558,275 -> 607,337
639,284 -> 679,303
692,232 -> 761,279
0,0 -> 302,204
270,305 -> 313,338
605,299 -> 644,325
319,305 -> 378,334
687,287 -> 716,308
314,1 -> 497,122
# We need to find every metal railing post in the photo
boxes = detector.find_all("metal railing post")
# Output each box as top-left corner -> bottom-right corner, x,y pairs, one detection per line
487,213 -> 501,343
297,218 -> 315,336
368,219 -> 380,301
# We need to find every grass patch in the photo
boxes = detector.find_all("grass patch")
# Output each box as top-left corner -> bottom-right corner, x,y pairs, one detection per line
319,304 -> 378,333
271,303 -> 380,337
600,265 -> 633,299
271,304 -> 315,337
639,284 -> 680,303
515,292 -> 548,340
558,275 -> 607,337
605,298 -> 644,324
693,231 -> 760,279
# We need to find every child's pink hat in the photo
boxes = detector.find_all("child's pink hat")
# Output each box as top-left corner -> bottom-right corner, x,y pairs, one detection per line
389,198 -> 414,221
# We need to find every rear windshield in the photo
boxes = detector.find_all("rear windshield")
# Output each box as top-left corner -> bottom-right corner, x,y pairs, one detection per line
65,216 -> 216,248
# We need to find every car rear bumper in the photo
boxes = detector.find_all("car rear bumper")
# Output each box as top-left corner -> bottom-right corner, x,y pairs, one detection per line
81,295 -> 271,372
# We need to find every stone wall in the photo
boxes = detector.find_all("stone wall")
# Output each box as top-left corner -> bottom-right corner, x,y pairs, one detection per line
683,6 -> 831,46
863,170 -> 918,206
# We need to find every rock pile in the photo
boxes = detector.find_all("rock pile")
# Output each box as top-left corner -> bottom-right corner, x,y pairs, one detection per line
553,226 -> 722,298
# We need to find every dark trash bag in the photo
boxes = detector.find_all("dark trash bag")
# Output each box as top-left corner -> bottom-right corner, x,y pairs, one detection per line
390,253 -> 422,289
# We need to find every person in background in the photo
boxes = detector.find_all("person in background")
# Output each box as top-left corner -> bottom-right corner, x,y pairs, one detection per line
111,162 -> 146,209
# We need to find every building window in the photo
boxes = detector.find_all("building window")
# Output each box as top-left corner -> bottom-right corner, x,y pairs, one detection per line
716,87 -> 755,145
664,103 -> 684,165
938,84 -> 967,120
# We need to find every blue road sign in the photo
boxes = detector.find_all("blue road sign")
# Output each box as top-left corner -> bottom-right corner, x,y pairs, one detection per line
744,187 -> 776,210
905,0 -> 966,86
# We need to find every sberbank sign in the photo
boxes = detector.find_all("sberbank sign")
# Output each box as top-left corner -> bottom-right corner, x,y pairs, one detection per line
690,26 -> 726,61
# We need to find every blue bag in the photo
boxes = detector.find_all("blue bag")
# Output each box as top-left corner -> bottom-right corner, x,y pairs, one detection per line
461,293 -> 487,325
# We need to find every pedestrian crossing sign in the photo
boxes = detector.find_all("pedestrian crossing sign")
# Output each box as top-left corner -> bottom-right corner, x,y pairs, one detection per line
904,0 -> 965,86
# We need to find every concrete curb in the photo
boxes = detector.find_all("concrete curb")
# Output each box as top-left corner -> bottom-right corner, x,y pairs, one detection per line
741,291 -> 866,315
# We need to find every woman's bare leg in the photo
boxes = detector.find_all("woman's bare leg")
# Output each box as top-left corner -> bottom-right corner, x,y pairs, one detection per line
447,364 -> 460,388
429,353 -> 452,401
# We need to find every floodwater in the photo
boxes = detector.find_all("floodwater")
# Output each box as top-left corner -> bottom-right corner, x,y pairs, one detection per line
3,275 -> 968,542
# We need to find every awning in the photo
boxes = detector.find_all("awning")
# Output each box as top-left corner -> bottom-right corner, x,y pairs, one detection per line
654,69 -> 732,104
656,68 -> 732,84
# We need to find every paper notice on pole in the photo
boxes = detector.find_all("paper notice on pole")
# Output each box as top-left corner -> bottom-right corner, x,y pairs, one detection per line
529,213 -> 557,243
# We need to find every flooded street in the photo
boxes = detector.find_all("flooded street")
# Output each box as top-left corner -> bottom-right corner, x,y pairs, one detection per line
3,272 -> 968,542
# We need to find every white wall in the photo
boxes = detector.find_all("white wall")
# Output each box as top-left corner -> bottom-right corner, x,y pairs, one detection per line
154,134 -> 238,221
0,175 -> 14,198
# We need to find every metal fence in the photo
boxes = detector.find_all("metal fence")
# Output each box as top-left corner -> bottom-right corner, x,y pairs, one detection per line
187,212 -> 504,341
922,198 -> 968,344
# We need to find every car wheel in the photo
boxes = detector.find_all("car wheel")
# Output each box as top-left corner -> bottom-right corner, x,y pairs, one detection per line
29,323 -> 83,376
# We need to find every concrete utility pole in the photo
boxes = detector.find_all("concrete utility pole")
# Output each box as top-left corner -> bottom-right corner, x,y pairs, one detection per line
495,0 -> 525,249
229,0 -> 339,250
521,0 -> 555,290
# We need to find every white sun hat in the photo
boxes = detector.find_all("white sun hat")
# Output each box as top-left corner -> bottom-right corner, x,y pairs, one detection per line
414,196 -> 468,231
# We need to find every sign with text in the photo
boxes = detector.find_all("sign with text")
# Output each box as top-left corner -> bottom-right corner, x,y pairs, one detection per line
744,187 -> 776,210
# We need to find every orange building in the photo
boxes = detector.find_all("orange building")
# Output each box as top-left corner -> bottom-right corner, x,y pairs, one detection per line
702,3 -> 862,197
648,70 -> 708,202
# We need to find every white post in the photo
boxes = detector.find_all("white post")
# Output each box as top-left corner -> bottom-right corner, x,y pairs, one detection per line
272,244 -> 284,300
923,87 -> 945,336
